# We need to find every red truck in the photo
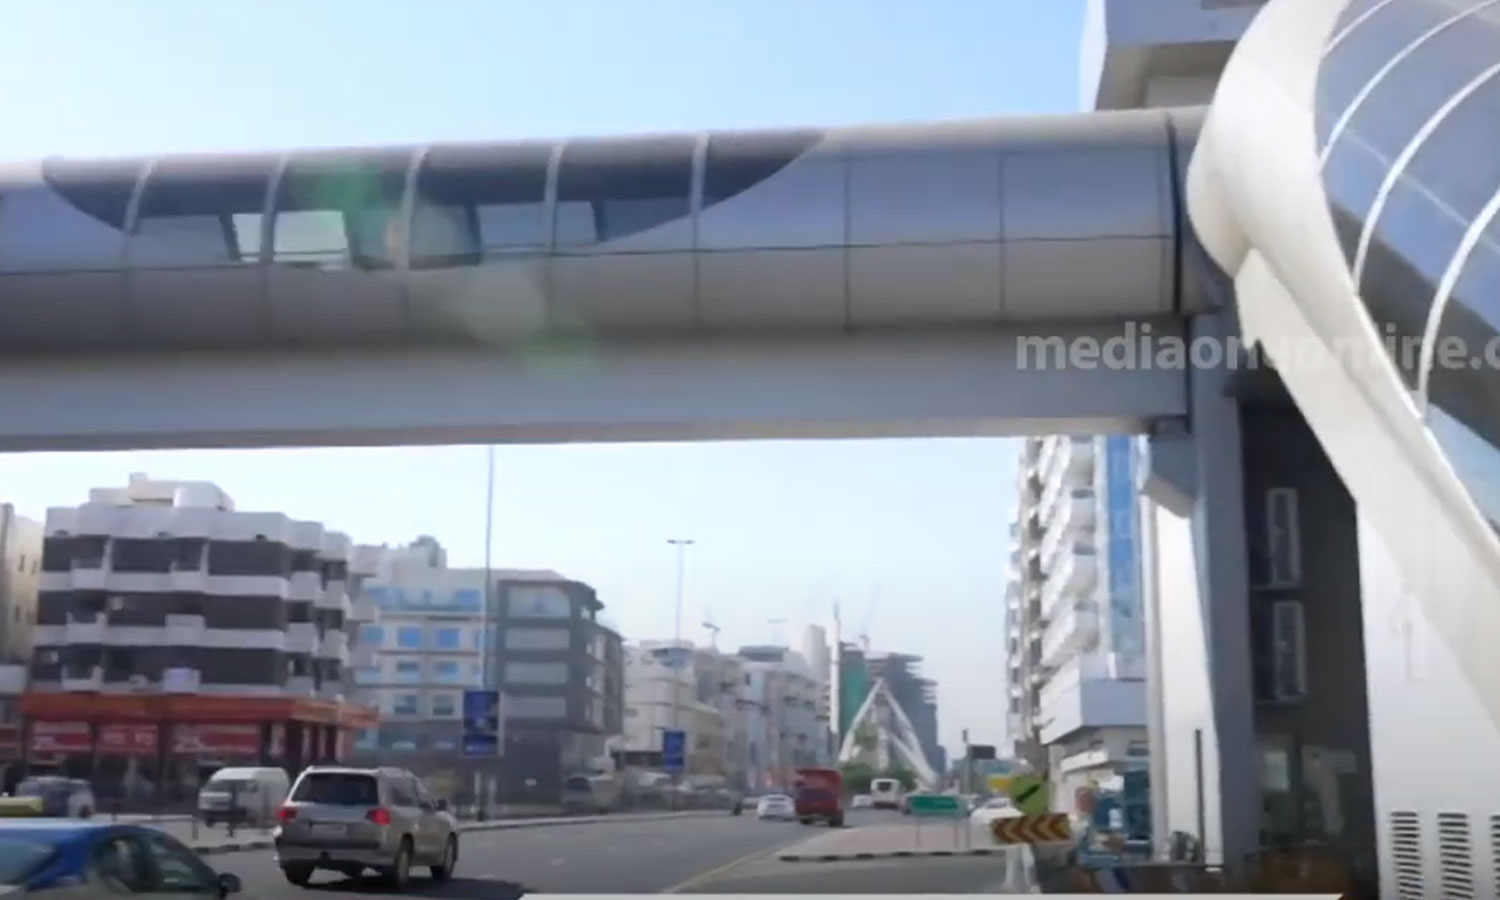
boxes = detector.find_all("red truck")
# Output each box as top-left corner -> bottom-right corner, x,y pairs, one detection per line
793,767 -> 844,827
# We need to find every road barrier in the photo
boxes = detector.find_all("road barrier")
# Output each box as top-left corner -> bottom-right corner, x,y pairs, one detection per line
989,813 -> 1072,845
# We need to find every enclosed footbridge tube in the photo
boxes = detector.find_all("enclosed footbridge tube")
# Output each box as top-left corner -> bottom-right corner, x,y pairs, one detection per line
0,109 -> 1206,350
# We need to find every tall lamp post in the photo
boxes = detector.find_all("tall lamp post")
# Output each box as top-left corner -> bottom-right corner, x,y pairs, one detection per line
667,538 -> 694,803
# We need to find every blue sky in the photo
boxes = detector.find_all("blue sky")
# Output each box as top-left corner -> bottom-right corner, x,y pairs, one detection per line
0,0 -> 1087,752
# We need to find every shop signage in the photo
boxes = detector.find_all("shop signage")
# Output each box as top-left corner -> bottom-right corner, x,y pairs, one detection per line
98,723 -> 158,756
172,723 -> 260,757
29,721 -> 90,754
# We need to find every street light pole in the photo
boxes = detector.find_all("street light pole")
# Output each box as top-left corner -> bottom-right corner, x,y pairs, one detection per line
667,538 -> 694,802
478,444 -> 497,820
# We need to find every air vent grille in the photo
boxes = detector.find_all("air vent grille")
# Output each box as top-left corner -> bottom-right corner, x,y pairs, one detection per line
1391,811 -> 1423,900
1438,812 -> 1474,900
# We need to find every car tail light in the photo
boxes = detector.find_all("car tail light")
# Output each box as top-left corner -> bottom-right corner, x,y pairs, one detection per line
367,807 -> 391,826
277,805 -> 296,823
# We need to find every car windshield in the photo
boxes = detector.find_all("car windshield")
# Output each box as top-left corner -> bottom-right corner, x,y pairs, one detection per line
205,778 -> 253,793
291,773 -> 378,805
0,836 -> 64,885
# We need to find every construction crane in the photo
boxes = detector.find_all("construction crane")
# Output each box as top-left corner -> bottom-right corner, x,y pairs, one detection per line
701,609 -> 720,650
857,592 -> 879,654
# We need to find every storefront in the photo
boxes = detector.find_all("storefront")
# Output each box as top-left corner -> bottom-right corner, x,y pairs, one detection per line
18,693 -> 377,808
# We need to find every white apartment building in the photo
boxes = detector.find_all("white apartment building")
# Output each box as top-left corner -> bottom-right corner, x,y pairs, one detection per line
0,503 -> 40,768
352,539 -> 488,754
1007,436 -> 1149,800
25,473 -> 373,785
621,640 -> 746,783
737,645 -> 825,791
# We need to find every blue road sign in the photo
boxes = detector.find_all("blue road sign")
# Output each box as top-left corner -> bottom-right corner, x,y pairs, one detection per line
662,729 -> 686,772
463,689 -> 503,758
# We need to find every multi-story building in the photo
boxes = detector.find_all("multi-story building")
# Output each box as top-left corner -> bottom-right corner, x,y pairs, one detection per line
491,572 -> 623,802
1007,435 -> 1149,799
23,473 -> 376,803
352,539 -> 487,757
351,541 -> 625,804
737,645 -> 823,790
0,504 -> 40,784
799,624 -> 833,757
620,641 -> 749,786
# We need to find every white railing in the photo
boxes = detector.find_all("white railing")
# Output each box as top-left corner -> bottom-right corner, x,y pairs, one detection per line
289,571 -> 322,602
164,614 -> 206,646
286,622 -> 319,654
62,666 -> 104,692
162,667 -> 201,693
64,613 -> 107,644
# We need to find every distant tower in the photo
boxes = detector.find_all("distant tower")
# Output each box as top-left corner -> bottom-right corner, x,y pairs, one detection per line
801,624 -> 831,685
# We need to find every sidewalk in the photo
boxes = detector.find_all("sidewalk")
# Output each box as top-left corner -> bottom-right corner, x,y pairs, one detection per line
142,809 -> 724,856
776,822 -> 1007,861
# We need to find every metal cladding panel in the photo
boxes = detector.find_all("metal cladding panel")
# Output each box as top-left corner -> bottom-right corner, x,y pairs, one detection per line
0,108 -> 1193,349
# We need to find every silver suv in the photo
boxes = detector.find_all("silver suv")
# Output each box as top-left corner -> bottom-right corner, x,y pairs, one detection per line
273,766 -> 459,889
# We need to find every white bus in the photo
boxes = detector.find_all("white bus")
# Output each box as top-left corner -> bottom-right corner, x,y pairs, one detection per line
869,777 -> 902,810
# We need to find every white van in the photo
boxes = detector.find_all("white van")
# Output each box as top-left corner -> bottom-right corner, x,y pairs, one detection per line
870,777 -> 903,810
197,767 -> 290,826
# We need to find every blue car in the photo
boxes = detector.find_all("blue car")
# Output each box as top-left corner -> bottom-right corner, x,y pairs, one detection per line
0,820 -> 241,898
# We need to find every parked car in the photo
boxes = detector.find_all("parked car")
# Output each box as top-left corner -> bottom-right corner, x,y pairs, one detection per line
970,796 -> 1021,826
274,765 -> 459,890
197,767 -> 290,827
850,794 -> 873,809
755,794 -> 796,820
10,778 -> 94,819
0,820 -> 241,897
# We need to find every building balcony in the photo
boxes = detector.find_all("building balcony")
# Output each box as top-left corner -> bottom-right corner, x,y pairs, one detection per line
1040,602 -> 1099,670
164,614 -> 206,646
69,564 -> 108,591
285,675 -> 315,698
318,630 -> 349,662
64,613 -> 107,644
1038,677 -> 1146,745
167,565 -> 207,593
62,666 -> 104,692
1040,544 -> 1097,619
318,682 -> 345,702
289,571 -> 322,603
1040,490 -> 1097,572
317,580 -> 349,612
286,623 -> 319,655
0,665 -> 27,694
162,667 -> 201,693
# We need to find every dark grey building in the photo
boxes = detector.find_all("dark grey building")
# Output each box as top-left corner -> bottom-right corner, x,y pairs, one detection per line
491,574 -> 624,804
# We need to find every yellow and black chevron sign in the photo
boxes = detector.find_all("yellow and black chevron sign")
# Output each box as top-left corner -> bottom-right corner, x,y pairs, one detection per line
990,813 -> 1072,844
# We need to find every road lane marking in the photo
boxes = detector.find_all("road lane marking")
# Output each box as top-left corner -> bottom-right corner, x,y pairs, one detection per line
549,858 -> 567,866
662,843 -> 787,893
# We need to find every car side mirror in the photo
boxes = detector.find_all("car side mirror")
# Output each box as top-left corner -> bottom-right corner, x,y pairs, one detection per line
419,800 -> 435,813
217,872 -> 242,897
434,798 -> 449,812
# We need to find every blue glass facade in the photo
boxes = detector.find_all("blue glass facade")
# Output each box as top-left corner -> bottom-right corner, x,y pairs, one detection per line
1104,436 -> 1144,660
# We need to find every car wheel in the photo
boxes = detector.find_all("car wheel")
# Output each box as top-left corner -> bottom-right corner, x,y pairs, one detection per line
430,836 -> 457,882
384,838 -> 413,889
282,864 -> 313,886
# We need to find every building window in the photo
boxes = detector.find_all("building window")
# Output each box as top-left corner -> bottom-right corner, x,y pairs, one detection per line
395,626 -> 424,650
409,142 -> 551,267
432,627 -> 462,650
554,136 -> 693,246
392,660 -> 422,684
353,667 -> 380,685
504,628 -> 571,651
391,693 -> 419,716
507,695 -> 566,719
358,624 -> 384,648
504,662 -> 569,685
432,660 -> 465,684
507,586 -> 571,619
431,693 -> 458,717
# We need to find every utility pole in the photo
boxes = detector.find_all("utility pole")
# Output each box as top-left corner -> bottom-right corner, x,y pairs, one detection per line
667,539 -> 694,803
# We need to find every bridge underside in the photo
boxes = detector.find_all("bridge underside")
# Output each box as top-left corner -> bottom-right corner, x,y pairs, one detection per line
0,320 -> 1186,451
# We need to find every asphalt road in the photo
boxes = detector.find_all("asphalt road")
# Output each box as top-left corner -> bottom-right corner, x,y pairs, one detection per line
212,811 -> 868,898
